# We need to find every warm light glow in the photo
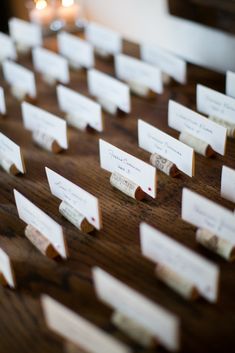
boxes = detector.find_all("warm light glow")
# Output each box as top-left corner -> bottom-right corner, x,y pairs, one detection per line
62,0 -> 74,7
35,0 -> 48,10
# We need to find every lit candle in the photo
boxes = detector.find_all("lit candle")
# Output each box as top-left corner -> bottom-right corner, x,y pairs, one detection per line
57,0 -> 80,24
30,0 -> 54,26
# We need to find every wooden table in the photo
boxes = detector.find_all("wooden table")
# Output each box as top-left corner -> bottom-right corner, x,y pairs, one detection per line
0,35 -> 234,353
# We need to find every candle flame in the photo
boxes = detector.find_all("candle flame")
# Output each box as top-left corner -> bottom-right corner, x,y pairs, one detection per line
34,0 -> 48,10
62,0 -> 74,7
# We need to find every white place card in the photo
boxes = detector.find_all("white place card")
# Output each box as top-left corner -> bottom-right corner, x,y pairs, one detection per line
168,100 -> 227,155
0,32 -> 17,62
58,32 -> 94,69
0,248 -> 15,288
0,132 -> 25,174
32,47 -> 69,84
42,295 -> 131,353
21,102 -> 68,149
138,119 -> 194,177
226,71 -> 235,99
0,87 -> 6,115
221,166 -> 235,203
182,188 -> 235,246
140,222 -> 219,303
140,44 -> 187,84
57,85 -> 103,132
2,60 -> 36,98
46,168 -> 102,230
9,18 -> 42,48
115,54 -> 163,94
197,84 -> 235,125
99,139 -> 157,198
14,190 -> 67,258
86,22 -> 122,55
88,69 -> 130,113
93,267 -> 180,351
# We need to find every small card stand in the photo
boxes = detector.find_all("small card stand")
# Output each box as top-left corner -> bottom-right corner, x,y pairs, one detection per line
59,200 -> 94,234
179,131 -> 215,157
25,224 -> 59,259
0,153 -> 20,175
0,272 -> 8,287
155,264 -> 199,300
66,113 -> 88,132
97,97 -> 118,115
209,116 -> 235,138
11,85 -> 28,101
16,42 -> 31,55
111,311 -> 157,348
32,130 -> 63,154
68,60 -> 83,71
110,172 -> 145,201
95,47 -> 112,60
196,228 -> 235,262
65,342 -> 84,353
150,153 -> 180,177
162,73 -> 171,85
41,74 -> 57,86
127,80 -> 155,98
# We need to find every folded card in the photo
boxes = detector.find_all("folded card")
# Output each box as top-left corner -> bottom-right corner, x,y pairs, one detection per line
226,71 -> 235,99
221,166 -> 235,204
0,248 -> 15,288
99,139 -> 156,198
140,222 -> 219,303
0,87 -> 6,115
168,100 -> 227,155
9,18 -> 42,48
138,119 -> 194,177
14,190 -> 67,258
0,132 -> 25,173
182,188 -> 235,246
57,85 -> 103,132
21,102 -> 68,149
0,32 -> 17,62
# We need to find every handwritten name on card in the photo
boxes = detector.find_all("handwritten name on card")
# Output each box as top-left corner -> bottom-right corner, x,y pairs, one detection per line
140,223 -> 219,303
140,44 -> 187,84
0,87 -> 6,115
32,47 -> 69,84
3,61 -> 36,98
86,22 -> 122,55
138,119 -> 194,177
88,69 -> 130,113
0,133 -> 25,173
182,188 -> 235,246
9,18 -> 42,48
168,100 -> 227,155
99,139 -> 157,198
21,102 -> 68,149
57,85 -> 103,132
93,267 -> 180,351
115,54 -> 163,94
0,248 -> 15,288
197,84 -> 235,125
221,166 -> 235,204
42,295 -> 131,353
58,32 -> 94,69
14,190 -> 67,258
46,168 -> 102,230
0,32 -> 17,62
226,71 -> 235,99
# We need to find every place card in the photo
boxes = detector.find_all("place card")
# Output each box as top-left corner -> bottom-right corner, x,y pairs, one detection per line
88,69 -> 131,114
42,295 -> 131,353
46,168 -> 102,230
0,248 -> 16,288
99,139 -> 156,198
9,18 -> 42,50
2,60 -> 36,100
86,22 -> 122,56
140,222 -> 219,303
168,100 -> 227,155
93,267 -> 180,351
221,166 -> 235,203
21,102 -> 68,151
58,32 -> 94,69
138,119 -> 194,177
0,87 -> 6,115
0,32 -> 17,62
0,132 -> 26,175
140,44 -> 187,84
115,54 -> 163,95
14,190 -> 68,258
226,71 -> 235,99
32,47 -> 70,85
57,85 -> 103,132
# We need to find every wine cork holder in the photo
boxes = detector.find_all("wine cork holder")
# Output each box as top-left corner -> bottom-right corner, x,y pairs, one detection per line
179,131 -> 215,157
0,272 -> 8,287
68,59 -> 83,71
0,153 -> 20,176
162,73 -> 171,85
66,113 -> 88,132
150,153 -> 180,177
65,342 -> 83,353
59,200 -> 94,234
209,116 -> 235,138
111,311 -> 157,348
155,264 -> 199,300
110,172 -> 145,201
11,85 -> 28,101
25,224 -> 59,259
196,228 -> 235,262
32,130 -> 63,154
41,74 -> 57,86
16,43 -> 31,55
127,80 -> 154,98
97,97 -> 118,115
95,47 -> 112,60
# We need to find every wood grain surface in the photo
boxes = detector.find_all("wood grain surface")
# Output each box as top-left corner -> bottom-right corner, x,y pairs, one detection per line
0,34 -> 234,353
